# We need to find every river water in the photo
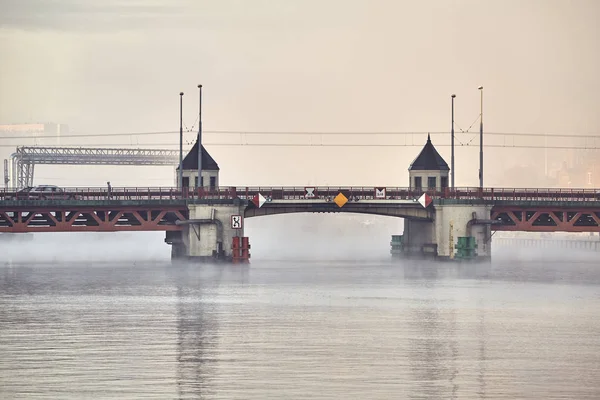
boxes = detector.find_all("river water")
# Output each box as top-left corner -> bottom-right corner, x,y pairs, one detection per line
1,256 -> 599,399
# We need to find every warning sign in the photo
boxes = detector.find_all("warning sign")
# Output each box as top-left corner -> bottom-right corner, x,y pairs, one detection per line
418,193 -> 432,208
374,187 -> 386,199
304,187 -> 316,198
252,193 -> 267,208
334,192 -> 348,208
231,215 -> 243,229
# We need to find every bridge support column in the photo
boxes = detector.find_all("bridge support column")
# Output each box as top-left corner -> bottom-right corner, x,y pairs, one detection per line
402,219 -> 437,258
394,204 -> 494,262
434,204 -> 494,262
165,201 -> 247,263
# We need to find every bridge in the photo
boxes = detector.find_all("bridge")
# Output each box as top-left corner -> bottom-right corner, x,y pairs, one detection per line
1,186 -> 599,231
2,135 -> 600,262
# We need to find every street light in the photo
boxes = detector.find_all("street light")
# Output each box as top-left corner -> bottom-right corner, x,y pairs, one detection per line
478,86 -> 484,189
179,91 -> 184,190
197,84 -> 203,189
451,94 -> 456,190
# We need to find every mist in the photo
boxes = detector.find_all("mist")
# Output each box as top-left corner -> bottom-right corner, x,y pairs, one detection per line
2,215 -> 599,268
2,0 -> 600,189
1,0 -> 600,264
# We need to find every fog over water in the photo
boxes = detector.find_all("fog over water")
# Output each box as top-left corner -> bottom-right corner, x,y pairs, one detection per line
1,213 -> 599,263
1,218 -> 600,399
2,1 -> 600,397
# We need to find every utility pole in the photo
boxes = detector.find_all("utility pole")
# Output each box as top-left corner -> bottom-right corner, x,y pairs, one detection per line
179,91 -> 184,189
451,94 -> 456,189
197,84 -> 203,189
478,86 -> 484,189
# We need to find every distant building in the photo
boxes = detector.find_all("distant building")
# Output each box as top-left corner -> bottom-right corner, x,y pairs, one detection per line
0,123 -> 68,146
553,149 -> 600,188
408,134 -> 449,191
174,139 -> 220,189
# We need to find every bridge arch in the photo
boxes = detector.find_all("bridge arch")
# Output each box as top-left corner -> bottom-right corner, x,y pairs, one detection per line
243,203 -> 432,220
241,211 -> 409,260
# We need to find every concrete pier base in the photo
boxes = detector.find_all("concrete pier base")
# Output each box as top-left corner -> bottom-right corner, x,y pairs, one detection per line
435,204 -> 494,260
394,203 -> 494,262
165,200 -> 248,263
401,219 -> 437,259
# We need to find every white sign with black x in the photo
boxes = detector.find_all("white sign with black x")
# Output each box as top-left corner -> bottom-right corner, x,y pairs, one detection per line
231,215 -> 243,229
304,187 -> 316,198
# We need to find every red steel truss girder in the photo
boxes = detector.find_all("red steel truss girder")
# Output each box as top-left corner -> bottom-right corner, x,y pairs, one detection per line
0,206 -> 187,233
491,206 -> 600,232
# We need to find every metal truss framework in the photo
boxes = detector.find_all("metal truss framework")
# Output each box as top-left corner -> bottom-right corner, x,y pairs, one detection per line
491,206 -> 600,232
0,206 -> 188,233
10,146 -> 180,188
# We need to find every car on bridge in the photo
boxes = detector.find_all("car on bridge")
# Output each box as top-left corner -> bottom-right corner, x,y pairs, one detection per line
8,185 -> 78,200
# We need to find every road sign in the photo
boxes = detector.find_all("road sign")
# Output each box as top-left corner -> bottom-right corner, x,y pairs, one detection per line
418,193 -> 432,208
334,192 -> 348,207
231,215 -> 243,229
374,187 -> 386,199
305,187 -> 316,198
252,193 -> 267,208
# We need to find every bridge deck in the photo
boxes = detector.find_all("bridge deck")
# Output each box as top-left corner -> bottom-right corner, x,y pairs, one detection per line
1,186 -> 600,233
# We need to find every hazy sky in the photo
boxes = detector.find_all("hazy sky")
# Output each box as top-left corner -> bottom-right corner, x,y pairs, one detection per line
1,0 -> 599,187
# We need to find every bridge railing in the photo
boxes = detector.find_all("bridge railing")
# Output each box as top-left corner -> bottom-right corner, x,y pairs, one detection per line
0,187 -> 238,201
229,187 -> 600,202
1,186 -> 599,202
445,187 -> 600,202
233,187 -> 428,200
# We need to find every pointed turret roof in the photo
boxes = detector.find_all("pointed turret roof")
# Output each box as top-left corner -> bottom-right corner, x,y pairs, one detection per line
408,134 -> 449,171
176,139 -> 219,171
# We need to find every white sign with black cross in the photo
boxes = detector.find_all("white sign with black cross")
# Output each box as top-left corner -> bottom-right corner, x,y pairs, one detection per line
304,187 -> 316,198
231,215 -> 243,229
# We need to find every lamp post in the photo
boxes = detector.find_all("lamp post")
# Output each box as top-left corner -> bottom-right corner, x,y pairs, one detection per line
478,86 -> 484,189
451,94 -> 456,190
197,84 -> 203,189
179,91 -> 184,190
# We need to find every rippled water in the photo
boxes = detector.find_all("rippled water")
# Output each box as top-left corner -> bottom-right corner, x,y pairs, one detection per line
1,259 -> 600,399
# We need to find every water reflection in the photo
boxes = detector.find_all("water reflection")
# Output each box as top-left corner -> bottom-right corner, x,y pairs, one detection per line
403,262 -> 439,281
402,262 -> 491,399
170,263 -> 251,398
408,298 -> 448,399
174,267 -> 213,398
449,305 -> 459,399
477,299 -> 487,400
0,261 -> 599,399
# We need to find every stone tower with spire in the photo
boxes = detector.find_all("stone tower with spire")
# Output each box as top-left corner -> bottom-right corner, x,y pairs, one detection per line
408,134 -> 450,191
175,138 -> 220,189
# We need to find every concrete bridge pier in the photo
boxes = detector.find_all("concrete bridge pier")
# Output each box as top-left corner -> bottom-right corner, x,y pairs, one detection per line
166,201 -> 248,262
397,204 -> 494,262
401,219 -> 437,259
434,204 -> 494,262
398,135 -> 495,262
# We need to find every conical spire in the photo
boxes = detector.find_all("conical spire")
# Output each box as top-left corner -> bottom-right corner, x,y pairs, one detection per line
408,134 -> 449,171
176,138 -> 220,171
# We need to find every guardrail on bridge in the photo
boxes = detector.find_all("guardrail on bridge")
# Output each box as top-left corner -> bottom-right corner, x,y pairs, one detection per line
0,187 -> 599,202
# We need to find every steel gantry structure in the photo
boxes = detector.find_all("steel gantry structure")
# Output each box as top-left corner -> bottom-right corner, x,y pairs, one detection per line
9,146 -> 181,188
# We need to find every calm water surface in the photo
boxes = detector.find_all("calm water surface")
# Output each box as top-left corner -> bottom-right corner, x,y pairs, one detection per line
1,259 -> 599,399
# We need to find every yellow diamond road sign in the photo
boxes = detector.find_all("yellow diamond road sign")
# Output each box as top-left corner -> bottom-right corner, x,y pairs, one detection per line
334,192 -> 348,208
